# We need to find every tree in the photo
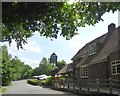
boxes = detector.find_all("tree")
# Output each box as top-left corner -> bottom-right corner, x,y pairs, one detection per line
0,46 -> 33,85
39,63 -> 53,75
32,67 -> 42,76
11,57 -> 33,80
39,57 -> 48,65
32,57 -> 67,76
39,57 -> 53,75
2,2 -> 120,49
52,60 -> 67,75
21,65 -> 33,79
32,57 -> 56,76
1,46 -> 12,85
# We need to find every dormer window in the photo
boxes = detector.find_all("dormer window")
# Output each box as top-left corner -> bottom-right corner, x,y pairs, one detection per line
89,43 -> 96,55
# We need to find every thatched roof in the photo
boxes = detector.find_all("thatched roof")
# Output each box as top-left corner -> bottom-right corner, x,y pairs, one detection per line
56,63 -> 73,75
71,24 -> 120,67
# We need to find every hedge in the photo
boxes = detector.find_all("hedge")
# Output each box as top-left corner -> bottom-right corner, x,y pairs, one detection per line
27,79 -> 39,85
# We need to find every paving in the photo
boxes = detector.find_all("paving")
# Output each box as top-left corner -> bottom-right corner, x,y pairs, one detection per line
1,80 -> 77,95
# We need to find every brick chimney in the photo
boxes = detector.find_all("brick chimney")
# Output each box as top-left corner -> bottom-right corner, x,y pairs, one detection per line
108,23 -> 116,32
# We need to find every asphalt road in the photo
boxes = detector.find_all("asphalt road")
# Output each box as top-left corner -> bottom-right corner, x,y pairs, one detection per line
2,80 -> 77,95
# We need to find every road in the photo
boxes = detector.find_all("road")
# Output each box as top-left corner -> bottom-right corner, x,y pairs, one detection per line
2,80 -> 77,95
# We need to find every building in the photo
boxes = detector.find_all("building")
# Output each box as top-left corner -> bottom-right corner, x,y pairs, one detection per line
71,23 -> 120,80
56,63 -> 73,80
50,52 -> 57,66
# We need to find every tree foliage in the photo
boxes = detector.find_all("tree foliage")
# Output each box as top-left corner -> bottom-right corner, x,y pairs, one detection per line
51,60 -> 67,75
32,57 -> 53,76
1,46 -> 12,85
0,46 -> 33,86
11,57 -> 33,80
2,2 -> 120,49
32,57 -> 66,76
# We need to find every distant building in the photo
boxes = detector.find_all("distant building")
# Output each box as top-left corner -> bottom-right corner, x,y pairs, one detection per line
50,52 -> 57,66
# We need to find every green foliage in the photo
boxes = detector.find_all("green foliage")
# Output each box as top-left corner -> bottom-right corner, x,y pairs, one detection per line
2,2 -> 120,49
0,87 -> 6,93
39,63 -> 53,75
10,57 -> 33,80
57,60 -> 66,70
32,57 -> 66,76
41,76 -> 54,86
1,46 -> 13,86
52,60 -> 67,75
0,45 -> 33,86
27,79 -> 39,85
60,77 -> 65,81
39,57 -> 48,65
32,57 -> 53,76
32,67 -> 42,76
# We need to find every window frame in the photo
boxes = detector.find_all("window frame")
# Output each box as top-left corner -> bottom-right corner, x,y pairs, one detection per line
89,43 -> 96,56
111,60 -> 120,75
80,65 -> 88,78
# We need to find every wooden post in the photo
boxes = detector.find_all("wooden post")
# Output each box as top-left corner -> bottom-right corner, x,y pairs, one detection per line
87,79 -> 90,91
68,73 -> 70,89
52,80 -> 54,87
73,80 -> 75,90
58,80 -> 60,88
109,78 -> 112,94
72,68 -> 76,91
57,80 -> 59,88
60,80 -> 62,88
68,80 -> 70,89
96,78 -> 100,92
118,89 -> 120,96
54,80 -> 55,87
79,79 -> 81,91
63,80 -> 65,88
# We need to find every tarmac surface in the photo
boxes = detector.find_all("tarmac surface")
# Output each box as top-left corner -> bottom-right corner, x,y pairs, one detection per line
1,80 -> 77,95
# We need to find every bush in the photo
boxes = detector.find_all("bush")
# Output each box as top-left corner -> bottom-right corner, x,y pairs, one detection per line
60,77 -> 65,81
0,87 -> 6,93
2,79 -> 11,86
27,79 -> 39,85
41,76 -> 54,86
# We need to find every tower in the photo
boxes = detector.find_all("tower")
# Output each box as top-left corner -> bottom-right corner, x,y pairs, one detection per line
50,52 -> 57,66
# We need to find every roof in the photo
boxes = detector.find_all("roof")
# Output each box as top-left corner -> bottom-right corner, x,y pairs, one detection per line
56,63 -> 73,75
51,52 -> 57,56
71,33 -> 107,60
72,25 -> 120,67
91,26 -> 119,63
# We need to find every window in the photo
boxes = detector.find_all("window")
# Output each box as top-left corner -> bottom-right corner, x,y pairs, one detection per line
80,65 -> 88,78
89,43 -> 96,55
111,60 -> 120,75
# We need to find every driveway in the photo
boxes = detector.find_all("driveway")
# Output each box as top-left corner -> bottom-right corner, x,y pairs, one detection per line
2,80 -> 77,95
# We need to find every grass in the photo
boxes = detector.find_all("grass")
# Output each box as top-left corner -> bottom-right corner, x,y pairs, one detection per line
0,87 -> 6,93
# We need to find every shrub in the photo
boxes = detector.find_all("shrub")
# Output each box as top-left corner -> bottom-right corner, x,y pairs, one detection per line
41,76 -> 54,86
0,87 -> 6,93
60,77 -> 65,81
2,79 -> 11,86
27,79 -> 39,85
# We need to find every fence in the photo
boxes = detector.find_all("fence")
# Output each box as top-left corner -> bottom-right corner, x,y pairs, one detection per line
53,78 -> 120,95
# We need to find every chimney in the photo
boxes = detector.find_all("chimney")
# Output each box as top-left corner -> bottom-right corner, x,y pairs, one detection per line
108,23 -> 116,32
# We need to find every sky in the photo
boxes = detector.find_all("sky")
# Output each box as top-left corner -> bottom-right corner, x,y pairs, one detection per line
1,11 -> 119,69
